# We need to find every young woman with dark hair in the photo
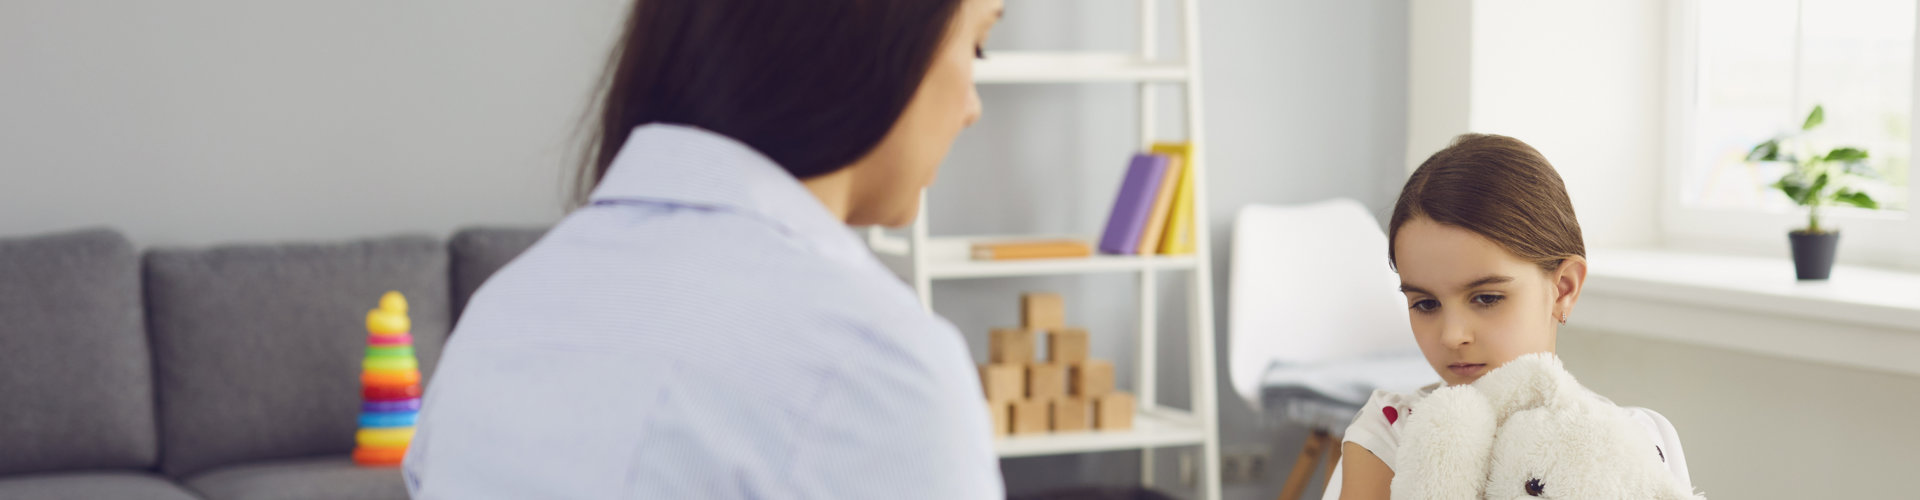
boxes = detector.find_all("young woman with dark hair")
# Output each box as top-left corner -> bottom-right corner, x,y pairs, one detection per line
407,0 -> 1006,497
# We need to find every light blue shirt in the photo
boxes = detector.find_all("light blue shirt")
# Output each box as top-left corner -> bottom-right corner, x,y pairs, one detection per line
405,124 -> 1003,499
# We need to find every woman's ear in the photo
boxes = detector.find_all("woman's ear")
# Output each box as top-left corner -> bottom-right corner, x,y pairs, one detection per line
1551,256 -> 1588,324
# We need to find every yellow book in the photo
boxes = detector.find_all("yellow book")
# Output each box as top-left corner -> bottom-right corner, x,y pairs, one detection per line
1150,142 -> 1196,255
1134,154 -> 1183,255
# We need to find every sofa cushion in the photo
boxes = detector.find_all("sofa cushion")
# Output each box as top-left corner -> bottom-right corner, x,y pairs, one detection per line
0,228 -> 158,475
448,227 -> 546,323
144,236 -> 450,477
185,456 -> 404,500
0,471 -> 202,500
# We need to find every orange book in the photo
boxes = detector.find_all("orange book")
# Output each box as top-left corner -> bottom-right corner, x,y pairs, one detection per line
970,239 -> 1094,260
1134,154 -> 1183,255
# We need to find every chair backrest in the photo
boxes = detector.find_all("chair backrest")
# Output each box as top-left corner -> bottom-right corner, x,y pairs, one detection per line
1227,199 -> 1418,402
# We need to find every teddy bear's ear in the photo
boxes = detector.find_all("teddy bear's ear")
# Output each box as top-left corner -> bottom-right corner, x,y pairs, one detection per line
1472,352 -> 1581,424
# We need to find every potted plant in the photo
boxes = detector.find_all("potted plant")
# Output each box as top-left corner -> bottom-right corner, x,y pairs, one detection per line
1746,105 -> 1884,280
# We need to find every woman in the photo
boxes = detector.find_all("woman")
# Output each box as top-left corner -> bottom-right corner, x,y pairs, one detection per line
406,0 -> 1006,497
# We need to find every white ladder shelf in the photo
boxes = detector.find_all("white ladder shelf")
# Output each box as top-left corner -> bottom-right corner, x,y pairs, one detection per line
865,1 -> 1221,499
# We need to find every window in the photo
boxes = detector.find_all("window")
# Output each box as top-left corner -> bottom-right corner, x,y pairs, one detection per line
1667,0 -> 1920,268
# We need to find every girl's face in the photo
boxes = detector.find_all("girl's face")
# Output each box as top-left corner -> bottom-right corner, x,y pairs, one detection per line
1392,216 -> 1585,386
844,0 -> 1003,227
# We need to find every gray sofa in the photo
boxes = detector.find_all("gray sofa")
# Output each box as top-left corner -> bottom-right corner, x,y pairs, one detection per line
0,226 -> 546,500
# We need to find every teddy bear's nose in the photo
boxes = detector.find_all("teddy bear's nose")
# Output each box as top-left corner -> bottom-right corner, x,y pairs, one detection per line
1525,478 -> 1545,496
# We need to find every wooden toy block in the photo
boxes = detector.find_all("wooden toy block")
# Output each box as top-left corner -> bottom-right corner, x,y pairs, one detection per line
986,399 -> 1012,437
1094,392 -> 1135,430
1046,327 -> 1089,363
1021,292 -> 1065,330
1026,363 -> 1067,399
1050,397 -> 1091,432
978,364 -> 1025,401
988,327 -> 1036,364
1011,399 -> 1050,435
1070,359 -> 1115,397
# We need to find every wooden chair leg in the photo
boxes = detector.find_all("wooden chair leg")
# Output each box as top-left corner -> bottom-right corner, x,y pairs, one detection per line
1322,435 -> 1343,487
1277,430 -> 1329,500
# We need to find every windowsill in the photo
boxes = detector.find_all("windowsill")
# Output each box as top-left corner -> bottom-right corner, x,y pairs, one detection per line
1576,248 -> 1920,377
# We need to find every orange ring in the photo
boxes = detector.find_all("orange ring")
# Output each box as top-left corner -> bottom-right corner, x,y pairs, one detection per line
361,370 -> 420,386
353,445 -> 408,466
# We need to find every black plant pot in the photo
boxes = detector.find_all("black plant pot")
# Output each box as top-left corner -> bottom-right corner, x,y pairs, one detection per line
1788,230 -> 1840,280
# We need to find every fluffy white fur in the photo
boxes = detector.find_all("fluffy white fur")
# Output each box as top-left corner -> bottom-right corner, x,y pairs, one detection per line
1390,353 -> 1705,499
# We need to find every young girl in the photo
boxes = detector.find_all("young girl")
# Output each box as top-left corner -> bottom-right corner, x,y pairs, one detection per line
1331,134 -> 1693,499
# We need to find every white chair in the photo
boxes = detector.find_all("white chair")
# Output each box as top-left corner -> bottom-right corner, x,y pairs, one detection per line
1227,199 -> 1437,500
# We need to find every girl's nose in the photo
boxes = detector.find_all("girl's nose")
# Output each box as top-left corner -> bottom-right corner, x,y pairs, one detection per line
1438,317 -> 1474,348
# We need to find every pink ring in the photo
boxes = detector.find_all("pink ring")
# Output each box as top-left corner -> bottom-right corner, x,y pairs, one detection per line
369,334 -> 414,346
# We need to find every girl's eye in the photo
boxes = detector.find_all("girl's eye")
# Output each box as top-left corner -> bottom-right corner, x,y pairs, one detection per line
1409,299 -> 1440,312
1471,294 -> 1505,307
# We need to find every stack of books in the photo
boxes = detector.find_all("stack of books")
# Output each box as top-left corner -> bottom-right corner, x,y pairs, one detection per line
1098,142 -> 1196,256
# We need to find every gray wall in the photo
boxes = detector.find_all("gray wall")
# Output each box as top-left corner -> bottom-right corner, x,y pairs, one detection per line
0,0 -> 625,245
1,1 -> 1408,498
935,1 -> 1408,498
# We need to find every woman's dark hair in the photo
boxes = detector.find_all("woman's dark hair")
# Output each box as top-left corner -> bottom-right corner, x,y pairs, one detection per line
1388,133 -> 1586,273
575,0 -> 966,203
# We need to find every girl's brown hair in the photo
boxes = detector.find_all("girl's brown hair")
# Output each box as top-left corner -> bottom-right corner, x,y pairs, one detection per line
1388,133 -> 1585,273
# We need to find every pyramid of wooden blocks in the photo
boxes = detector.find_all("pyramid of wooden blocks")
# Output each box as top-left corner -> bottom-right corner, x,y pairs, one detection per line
978,291 -> 1136,436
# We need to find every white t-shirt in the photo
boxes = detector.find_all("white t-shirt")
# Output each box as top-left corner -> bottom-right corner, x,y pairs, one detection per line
1321,383 -> 1693,499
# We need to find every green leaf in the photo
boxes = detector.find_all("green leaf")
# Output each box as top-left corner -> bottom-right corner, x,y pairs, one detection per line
1823,147 -> 1868,162
1805,172 -> 1830,204
1747,139 -> 1780,162
1803,105 -> 1826,130
1833,189 -> 1880,209
1776,177 -> 1810,205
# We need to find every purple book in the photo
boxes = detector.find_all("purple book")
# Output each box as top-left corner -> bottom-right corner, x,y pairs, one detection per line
1099,153 -> 1170,255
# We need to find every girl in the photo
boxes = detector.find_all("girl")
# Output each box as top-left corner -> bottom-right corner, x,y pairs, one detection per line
1333,134 -> 1693,499
408,0 -> 1007,498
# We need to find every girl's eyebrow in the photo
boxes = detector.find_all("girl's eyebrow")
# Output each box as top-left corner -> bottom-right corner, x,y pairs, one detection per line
1464,275 -> 1514,289
1399,275 -> 1514,296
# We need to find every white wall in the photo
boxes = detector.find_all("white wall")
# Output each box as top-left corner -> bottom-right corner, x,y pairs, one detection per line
1405,0 -> 1473,173
0,0 -> 629,246
1405,0 -> 1666,248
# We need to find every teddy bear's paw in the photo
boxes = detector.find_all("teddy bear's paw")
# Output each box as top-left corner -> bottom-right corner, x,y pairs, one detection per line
1391,386 -> 1496,500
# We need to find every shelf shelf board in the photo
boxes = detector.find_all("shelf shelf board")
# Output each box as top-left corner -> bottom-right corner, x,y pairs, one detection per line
995,406 -> 1206,458
974,51 -> 1189,84
871,235 -> 1197,280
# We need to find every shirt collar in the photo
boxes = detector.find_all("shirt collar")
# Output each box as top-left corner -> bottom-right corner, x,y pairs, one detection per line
588,123 -> 867,258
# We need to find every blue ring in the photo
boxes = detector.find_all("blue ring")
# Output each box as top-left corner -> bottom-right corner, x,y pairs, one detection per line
358,411 -> 418,428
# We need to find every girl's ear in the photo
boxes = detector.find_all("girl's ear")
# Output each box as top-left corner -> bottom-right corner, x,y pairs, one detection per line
1551,256 -> 1588,324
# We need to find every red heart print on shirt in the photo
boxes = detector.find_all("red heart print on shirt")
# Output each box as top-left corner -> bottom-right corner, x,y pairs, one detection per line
1383,406 -> 1399,425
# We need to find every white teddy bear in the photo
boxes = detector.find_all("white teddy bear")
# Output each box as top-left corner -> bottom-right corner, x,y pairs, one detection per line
1389,353 -> 1705,500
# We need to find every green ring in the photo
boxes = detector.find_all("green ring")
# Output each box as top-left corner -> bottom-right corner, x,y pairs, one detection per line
365,346 -> 415,358
363,357 -> 418,372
